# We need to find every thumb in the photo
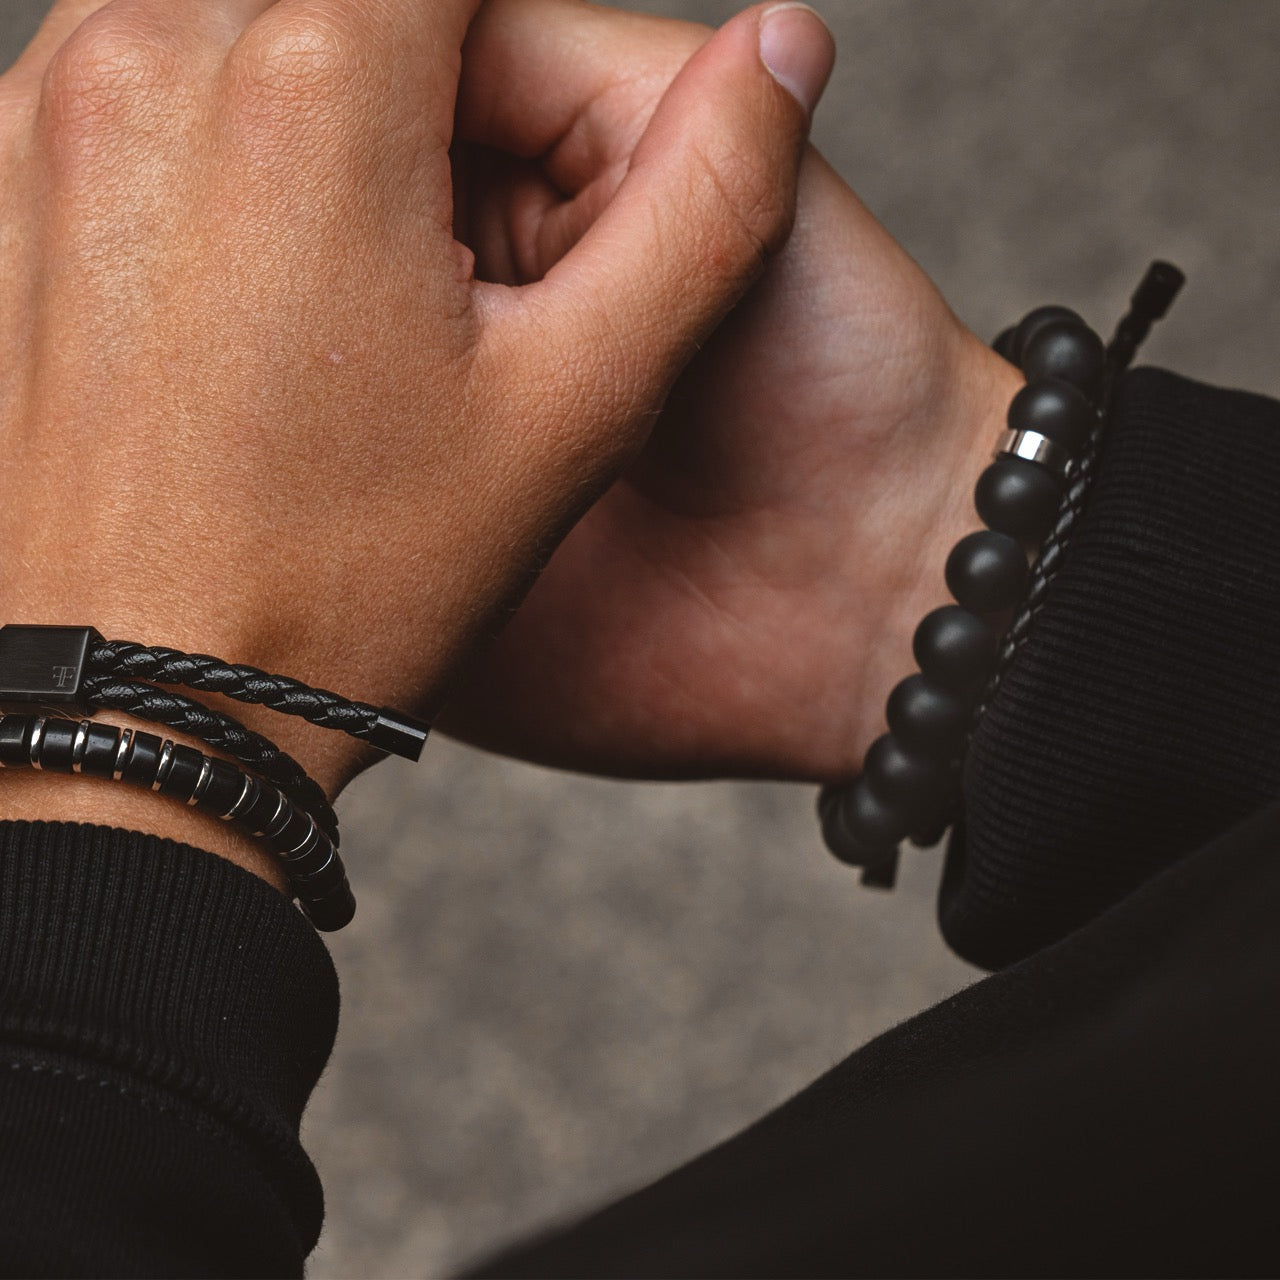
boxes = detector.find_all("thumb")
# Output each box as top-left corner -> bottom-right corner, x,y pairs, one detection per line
500,2 -> 835,437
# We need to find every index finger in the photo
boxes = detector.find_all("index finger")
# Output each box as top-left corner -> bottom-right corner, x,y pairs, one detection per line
457,0 -> 708,188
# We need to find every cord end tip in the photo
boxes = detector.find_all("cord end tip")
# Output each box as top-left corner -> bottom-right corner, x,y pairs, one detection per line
369,708 -> 431,761
1132,260 -> 1186,321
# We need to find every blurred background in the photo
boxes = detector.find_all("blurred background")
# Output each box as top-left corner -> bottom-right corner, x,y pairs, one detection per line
3,1 -> 1278,1275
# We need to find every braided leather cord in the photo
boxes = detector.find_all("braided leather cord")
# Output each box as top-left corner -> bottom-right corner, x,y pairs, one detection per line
973,263 -> 1186,725
972,399 -> 1109,723
80,674 -> 339,842
86,642 -> 381,743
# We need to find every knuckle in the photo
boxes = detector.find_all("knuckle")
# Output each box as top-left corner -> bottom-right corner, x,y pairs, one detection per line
41,14 -> 176,133
226,15 -> 359,126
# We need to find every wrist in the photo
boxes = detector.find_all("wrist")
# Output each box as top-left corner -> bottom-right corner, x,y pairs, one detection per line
0,627 -> 391,897
836,330 -> 1024,777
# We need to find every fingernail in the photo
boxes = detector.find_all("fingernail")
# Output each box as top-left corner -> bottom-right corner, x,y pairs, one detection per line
759,3 -> 836,117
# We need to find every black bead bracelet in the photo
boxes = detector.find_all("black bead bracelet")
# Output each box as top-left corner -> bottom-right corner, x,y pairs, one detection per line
820,262 -> 1185,888
0,712 -> 355,932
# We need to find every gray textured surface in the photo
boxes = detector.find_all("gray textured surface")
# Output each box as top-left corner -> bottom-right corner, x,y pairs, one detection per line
2,3 -> 1278,1277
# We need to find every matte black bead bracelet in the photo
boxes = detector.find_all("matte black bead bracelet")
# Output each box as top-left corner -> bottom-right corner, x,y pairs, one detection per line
0,712 -> 355,932
819,263 -> 1185,888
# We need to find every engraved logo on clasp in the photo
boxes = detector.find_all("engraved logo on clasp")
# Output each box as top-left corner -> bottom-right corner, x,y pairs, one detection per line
52,666 -> 77,689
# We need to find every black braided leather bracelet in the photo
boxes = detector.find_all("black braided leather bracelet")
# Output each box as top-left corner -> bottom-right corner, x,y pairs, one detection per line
85,639 -> 431,760
820,262 -> 1185,889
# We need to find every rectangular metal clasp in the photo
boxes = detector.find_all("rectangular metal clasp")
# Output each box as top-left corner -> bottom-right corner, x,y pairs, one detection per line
0,625 -> 103,713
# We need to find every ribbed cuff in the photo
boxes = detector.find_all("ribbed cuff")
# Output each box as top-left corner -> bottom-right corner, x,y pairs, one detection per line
943,368 -> 1280,968
0,820 -> 338,1211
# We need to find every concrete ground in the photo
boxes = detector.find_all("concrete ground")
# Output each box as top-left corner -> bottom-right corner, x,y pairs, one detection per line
2,2 -> 1278,1276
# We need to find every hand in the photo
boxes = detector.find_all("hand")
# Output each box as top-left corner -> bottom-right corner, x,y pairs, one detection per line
0,0 -> 833,881
443,0 -> 1023,783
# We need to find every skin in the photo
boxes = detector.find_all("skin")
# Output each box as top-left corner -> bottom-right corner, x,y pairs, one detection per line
0,0 -> 834,889
443,1 -> 1023,783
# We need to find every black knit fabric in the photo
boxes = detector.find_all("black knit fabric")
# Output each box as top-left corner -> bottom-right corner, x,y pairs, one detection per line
476,796 -> 1280,1278
0,822 -> 337,1277
943,368 -> 1280,968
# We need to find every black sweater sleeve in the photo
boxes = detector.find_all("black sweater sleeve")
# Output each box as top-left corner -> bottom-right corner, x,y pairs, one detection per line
475,792 -> 1280,1277
0,368 -> 1277,1276
0,821 -> 338,1278
945,367 -> 1280,966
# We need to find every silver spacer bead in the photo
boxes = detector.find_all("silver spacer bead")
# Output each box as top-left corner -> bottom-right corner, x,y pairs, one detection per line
29,718 -> 48,769
279,820 -> 321,861
250,790 -> 288,839
71,720 -> 91,774
113,729 -> 133,781
152,741 -> 175,791
290,846 -> 337,886
996,427 -> 1075,481
224,774 -> 258,822
188,758 -> 214,807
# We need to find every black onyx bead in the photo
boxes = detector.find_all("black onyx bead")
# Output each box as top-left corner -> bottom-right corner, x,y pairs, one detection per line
818,784 -> 899,867
819,785 -> 860,862
0,717 -> 31,767
260,797 -> 296,841
196,758 -> 249,817
122,731 -> 164,788
916,761 -> 963,831
886,674 -> 968,758
282,831 -> 332,879
975,457 -> 1063,542
992,326 -> 1018,362
837,777 -> 913,848
1019,318 -> 1106,406
1007,378 -> 1095,454
301,877 -> 356,933
911,773 -> 962,844
912,606 -> 997,695
81,723 -> 122,779
289,845 -> 339,888
239,783 -> 286,836
157,743 -> 206,804
271,806 -> 315,856
36,720 -> 77,774
909,817 -> 951,849
864,734 -> 948,808
1011,305 -> 1082,366
945,530 -> 1029,614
